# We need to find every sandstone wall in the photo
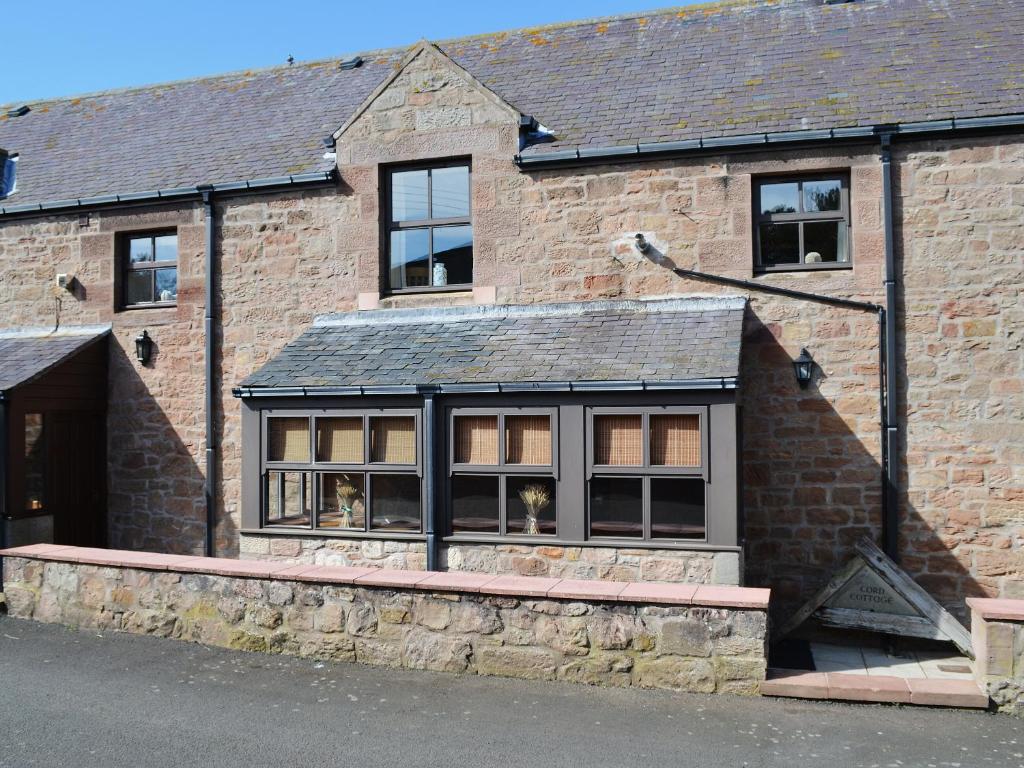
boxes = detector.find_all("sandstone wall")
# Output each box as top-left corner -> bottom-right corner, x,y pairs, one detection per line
2,554 -> 768,694
239,534 -> 742,585
969,598 -> 1024,717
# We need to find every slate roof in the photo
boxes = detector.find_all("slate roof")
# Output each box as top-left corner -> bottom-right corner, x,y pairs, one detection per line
238,297 -> 746,392
2,0 -> 1023,209
0,326 -> 109,393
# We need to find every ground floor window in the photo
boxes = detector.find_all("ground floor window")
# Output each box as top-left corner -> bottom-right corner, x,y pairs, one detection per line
253,401 -> 721,546
261,410 -> 422,533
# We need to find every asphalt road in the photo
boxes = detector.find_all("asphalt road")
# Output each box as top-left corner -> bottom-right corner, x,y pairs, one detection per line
0,616 -> 1021,768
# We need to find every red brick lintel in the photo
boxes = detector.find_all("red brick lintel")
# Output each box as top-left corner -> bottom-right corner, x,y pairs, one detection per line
0,544 -> 770,609
967,597 -> 1024,622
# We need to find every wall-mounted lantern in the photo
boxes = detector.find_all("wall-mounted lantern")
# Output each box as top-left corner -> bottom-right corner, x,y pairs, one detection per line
792,347 -> 814,388
135,330 -> 153,366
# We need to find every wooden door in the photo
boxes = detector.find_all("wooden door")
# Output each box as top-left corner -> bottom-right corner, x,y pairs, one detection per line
47,412 -> 106,547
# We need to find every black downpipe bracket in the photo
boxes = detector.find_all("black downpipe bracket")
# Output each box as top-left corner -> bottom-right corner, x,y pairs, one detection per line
672,268 -> 896,561
422,389 -> 439,571
201,187 -> 217,558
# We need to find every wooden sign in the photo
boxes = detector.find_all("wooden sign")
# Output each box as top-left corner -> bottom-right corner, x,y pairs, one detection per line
778,537 -> 974,658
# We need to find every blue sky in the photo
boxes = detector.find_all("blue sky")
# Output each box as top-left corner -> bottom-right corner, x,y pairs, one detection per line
4,0 -> 701,104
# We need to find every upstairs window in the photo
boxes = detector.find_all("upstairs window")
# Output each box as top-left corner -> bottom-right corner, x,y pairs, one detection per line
121,231 -> 178,308
386,161 -> 472,292
754,174 -> 850,271
0,153 -> 18,199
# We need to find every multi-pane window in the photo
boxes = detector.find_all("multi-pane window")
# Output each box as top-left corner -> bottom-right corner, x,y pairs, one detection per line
262,411 -> 421,533
754,174 -> 850,270
386,162 -> 472,291
448,409 -> 557,536
587,408 -> 707,541
121,231 -> 178,307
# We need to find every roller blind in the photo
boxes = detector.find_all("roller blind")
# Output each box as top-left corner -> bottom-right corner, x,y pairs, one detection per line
371,416 -> 416,464
505,415 -> 551,465
267,417 -> 310,463
594,415 -> 642,466
650,414 -> 701,466
317,417 -> 363,463
454,415 -> 498,465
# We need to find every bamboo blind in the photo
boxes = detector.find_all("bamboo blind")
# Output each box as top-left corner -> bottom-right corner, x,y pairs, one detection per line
370,416 -> 417,464
316,417 -> 363,463
268,418 -> 310,463
650,414 -> 701,466
454,415 -> 498,465
594,415 -> 643,466
505,415 -> 552,465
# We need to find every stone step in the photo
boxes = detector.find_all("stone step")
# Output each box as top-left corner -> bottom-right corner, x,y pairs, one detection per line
762,668 -> 989,709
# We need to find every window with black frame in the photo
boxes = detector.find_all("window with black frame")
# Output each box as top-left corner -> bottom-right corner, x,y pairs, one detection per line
448,409 -> 557,537
754,174 -> 850,271
587,408 -> 707,541
386,161 -> 472,291
121,230 -> 178,307
262,411 -> 422,533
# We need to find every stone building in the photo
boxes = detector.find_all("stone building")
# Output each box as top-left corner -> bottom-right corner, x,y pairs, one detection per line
0,0 -> 1021,624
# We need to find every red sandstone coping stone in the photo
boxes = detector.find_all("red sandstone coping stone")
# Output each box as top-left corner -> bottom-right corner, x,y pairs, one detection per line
548,578 -> 629,601
967,597 -> 1024,622
355,569 -> 433,588
618,582 -> 698,605
483,575 -> 563,598
906,678 -> 989,708
761,669 -> 830,700
825,673 -> 912,704
418,571 -> 498,594
0,546 -> 771,610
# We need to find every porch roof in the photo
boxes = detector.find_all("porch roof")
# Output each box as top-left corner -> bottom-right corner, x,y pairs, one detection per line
0,326 -> 110,395
236,297 -> 746,396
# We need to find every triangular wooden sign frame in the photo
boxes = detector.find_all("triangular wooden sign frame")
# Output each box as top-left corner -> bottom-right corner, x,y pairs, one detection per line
777,536 -> 974,658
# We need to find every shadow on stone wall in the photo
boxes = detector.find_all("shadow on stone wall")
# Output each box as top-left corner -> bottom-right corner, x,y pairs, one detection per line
740,314 -> 984,626
105,334 -> 236,556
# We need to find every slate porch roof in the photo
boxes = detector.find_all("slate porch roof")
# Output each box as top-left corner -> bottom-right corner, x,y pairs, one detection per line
0,326 -> 110,394
1,0 -> 1023,209
237,297 -> 746,393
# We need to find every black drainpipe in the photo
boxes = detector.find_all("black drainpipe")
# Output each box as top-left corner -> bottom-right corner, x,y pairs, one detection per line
0,394 -> 8,592
672,269 -> 895,560
422,388 -> 439,570
879,133 -> 901,562
201,186 -> 217,558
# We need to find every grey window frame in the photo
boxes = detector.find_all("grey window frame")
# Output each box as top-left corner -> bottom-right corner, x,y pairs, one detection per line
383,159 -> 473,294
753,172 -> 851,273
260,408 -> 423,535
447,406 -> 559,538
585,405 -> 709,543
119,229 -> 179,309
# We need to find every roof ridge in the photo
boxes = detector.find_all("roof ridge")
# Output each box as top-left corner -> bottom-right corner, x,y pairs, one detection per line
1,0 -> 792,108
314,295 -> 747,328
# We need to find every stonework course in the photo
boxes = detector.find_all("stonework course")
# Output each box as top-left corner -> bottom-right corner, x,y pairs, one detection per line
969,598 -> 1024,717
1,554 -> 768,695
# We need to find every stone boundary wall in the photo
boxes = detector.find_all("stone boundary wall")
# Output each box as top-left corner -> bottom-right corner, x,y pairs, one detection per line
1,544 -> 768,695
969,598 -> 1024,717
239,533 -> 743,585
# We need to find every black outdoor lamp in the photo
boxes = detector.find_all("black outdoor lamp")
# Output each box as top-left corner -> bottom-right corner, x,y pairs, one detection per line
135,330 -> 153,365
792,347 -> 814,388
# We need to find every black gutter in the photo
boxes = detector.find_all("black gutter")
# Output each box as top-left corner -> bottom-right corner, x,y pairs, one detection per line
515,114 -> 1024,170
231,377 -> 739,399
0,171 -> 336,219
673,268 -> 896,561
879,133 -> 901,562
201,187 -> 217,558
